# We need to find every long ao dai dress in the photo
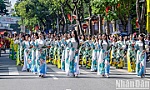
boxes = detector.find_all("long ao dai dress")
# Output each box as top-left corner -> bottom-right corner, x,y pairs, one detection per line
35,39 -> 46,76
61,39 -> 67,71
67,38 -> 80,76
22,41 -> 30,71
30,40 -> 37,73
110,41 -> 117,66
19,39 -> 25,65
135,41 -> 146,77
65,39 -> 71,74
91,41 -> 100,71
127,40 -> 136,72
27,41 -> 32,70
97,40 -> 110,76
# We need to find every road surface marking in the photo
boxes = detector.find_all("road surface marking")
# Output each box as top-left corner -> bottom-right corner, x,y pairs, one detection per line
53,71 -> 66,74
50,74 -> 58,80
47,72 -> 62,74
66,89 -> 71,90
8,67 -> 19,75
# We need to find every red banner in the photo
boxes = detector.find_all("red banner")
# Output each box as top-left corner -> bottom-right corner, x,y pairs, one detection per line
82,24 -> 88,29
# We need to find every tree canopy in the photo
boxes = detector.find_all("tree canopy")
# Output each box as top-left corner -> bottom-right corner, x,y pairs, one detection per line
0,0 -> 8,15
14,0 -> 145,34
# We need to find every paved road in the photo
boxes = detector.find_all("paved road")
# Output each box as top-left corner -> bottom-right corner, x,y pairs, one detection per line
0,54 -> 150,90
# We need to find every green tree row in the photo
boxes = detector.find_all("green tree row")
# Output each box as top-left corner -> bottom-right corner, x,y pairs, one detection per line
14,0 -> 146,34
0,0 -> 8,15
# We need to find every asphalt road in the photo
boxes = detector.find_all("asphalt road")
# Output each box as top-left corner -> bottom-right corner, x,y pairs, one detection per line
0,53 -> 150,90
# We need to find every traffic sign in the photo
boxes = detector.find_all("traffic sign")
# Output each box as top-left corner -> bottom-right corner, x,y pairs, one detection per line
82,24 -> 88,29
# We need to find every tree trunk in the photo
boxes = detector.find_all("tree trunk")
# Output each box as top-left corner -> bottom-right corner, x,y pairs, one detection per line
111,20 -> 116,32
139,3 -> 146,33
89,3 -> 92,35
136,0 -> 146,33
75,2 -> 84,35
39,18 -> 46,29
105,20 -> 110,35
98,14 -> 103,34
61,5 -> 67,33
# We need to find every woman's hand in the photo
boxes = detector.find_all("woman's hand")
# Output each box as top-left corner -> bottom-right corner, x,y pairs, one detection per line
120,48 -> 123,50
39,49 -> 42,52
105,52 -> 108,54
67,50 -> 70,53
142,50 -> 146,55
75,50 -> 78,54
30,45 -> 33,49
40,59 -> 43,64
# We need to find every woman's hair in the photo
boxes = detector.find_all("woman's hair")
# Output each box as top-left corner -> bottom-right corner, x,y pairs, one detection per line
119,35 -> 123,41
57,36 -> 60,40
73,30 -> 79,49
22,35 -> 25,40
148,35 -> 150,40
65,35 -> 68,40
140,33 -> 145,50
101,33 -> 109,48
82,35 -> 86,41
99,34 -> 102,36
69,33 -> 72,38
28,34 -> 31,37
35,33 -> 39,39
114,37 -> 117,42
107,35 -> 110,40
95,36 -> 98,42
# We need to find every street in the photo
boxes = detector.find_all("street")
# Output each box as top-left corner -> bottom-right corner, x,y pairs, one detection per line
0,53 -> 150,90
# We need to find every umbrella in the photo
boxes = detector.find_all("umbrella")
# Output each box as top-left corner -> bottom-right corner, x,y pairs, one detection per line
112,31 -> 121,35
120,32 -> 129,36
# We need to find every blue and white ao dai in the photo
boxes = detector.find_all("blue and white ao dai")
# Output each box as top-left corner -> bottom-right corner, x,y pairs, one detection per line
97,40 -> 110,76
135,41 -> 146,76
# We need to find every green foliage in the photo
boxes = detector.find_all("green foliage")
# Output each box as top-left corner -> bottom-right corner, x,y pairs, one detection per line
91,0 -> 136,30
14,0 -> 137,32
15,0 -> 88,31
0,0 -> 8,15
91,0 -> 119,21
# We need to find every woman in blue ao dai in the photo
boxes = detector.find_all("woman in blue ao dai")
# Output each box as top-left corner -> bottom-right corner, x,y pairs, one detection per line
61,35 -> 68,71
67,31 -> 80,77
135,34 -> 146,78
91,36 -> 100,72
30,33 -> 38,74
19,35 -> 25,66
26,35 -> 32,72
35,33 -> 46,77
22,34 -> 30,71
97,34 -> 111,77
65,34 -> 72,75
